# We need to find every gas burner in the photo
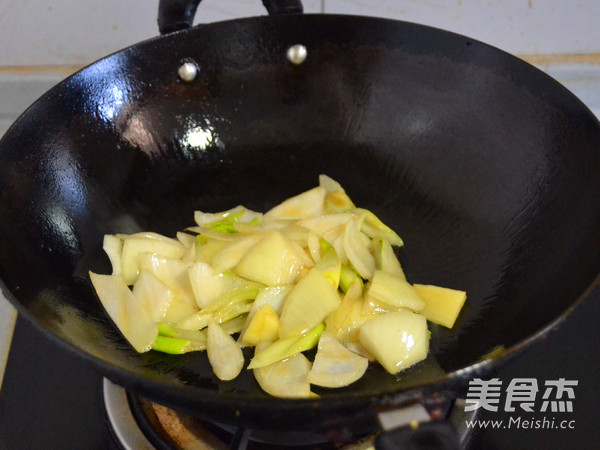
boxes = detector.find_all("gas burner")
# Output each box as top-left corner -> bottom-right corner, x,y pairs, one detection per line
103,379 -> 376,449
103,379 -> 478,449
104,378 -> 156,449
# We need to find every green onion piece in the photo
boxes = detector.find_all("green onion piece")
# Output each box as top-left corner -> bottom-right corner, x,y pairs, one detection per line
215,301 -> 253,325
220,315 -> 247,335
339,265 -> 363,293
205,209 -> 245,234
292,322 -> 326,353
153,335 -> 189,354
248,323 -> 325,369
152,335 -> 206,354
157,322 -> 178,337
353,208 -> 403,247
157,322 -> 208,343
210,222 -> 237,233
177,283 -> 261,331
319,238 -> 333,254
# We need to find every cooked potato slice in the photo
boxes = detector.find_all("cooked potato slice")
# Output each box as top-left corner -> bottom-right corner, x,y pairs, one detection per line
413,284 -> 466,328
359,310 -> 429,374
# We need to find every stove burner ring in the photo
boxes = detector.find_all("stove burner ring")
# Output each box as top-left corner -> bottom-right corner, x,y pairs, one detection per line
103,378 -> 478,449
103,378 -> 156,449
103,378 -> 378,449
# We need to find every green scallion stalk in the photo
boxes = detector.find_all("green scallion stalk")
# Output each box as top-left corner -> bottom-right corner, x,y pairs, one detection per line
339,265 -> 363,293
153,336 -> 191,354
153,335 -> 207,354
248,323 -> 325,369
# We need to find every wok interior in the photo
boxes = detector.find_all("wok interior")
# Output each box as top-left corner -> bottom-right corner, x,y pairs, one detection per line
1,16 -> 599,421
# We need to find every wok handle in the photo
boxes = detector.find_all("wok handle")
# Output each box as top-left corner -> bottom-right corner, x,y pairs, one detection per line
158,0 -> 201,35
262,0 -> 303,15
158,0 -> 303,34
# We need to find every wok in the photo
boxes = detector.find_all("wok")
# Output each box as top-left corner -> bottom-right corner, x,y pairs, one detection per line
1,0 -> 600,442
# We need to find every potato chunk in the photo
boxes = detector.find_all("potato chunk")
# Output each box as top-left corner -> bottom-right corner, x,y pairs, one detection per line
241,304 -> 280,346
279,268 -> 341,338
366,270 -> 425,312
233,231 -> 305,285
359,310 -> 429,374
413,284 -> 466,328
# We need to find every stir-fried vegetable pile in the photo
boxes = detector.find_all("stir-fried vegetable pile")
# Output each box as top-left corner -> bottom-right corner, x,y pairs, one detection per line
89,175 -> 466,397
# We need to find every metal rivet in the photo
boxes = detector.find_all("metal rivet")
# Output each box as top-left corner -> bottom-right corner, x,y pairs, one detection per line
286,44 -> 307,65
178,61 -> 198,82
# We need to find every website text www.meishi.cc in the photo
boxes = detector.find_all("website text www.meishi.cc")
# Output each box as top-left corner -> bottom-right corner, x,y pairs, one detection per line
465,416 -> 576,430
463,377 -> 578,431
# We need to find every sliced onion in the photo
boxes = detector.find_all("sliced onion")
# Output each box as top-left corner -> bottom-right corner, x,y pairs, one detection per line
297,213 -> 355,237
206,320 -> 244,381
253,343 -> 314,398
307,332 -> 368,388
343,217 -> 375,280
265,186 -> 326,218
102,234 -> 123,275
132,271 -> 173,322
352,208 -> 403,247
325,279 -> 364,345
307,231 -> 322,263
89,271 -> 157,353
188,261 -> 242,308
194,205 -> 245,226
211,233 -> 264,272
120,236 -> 185,285
375,238 -> 406,280
137,253 -> 196,307
176,231 -> 197,263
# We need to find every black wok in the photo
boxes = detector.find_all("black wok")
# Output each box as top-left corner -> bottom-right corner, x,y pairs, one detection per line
1,0 -> 599,441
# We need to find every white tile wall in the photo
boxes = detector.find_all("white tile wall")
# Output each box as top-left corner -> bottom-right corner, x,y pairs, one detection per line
0,0 -> 322,67
325,0 -> 600,56
0,68 -> 75,137
0,0 -> 599,68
